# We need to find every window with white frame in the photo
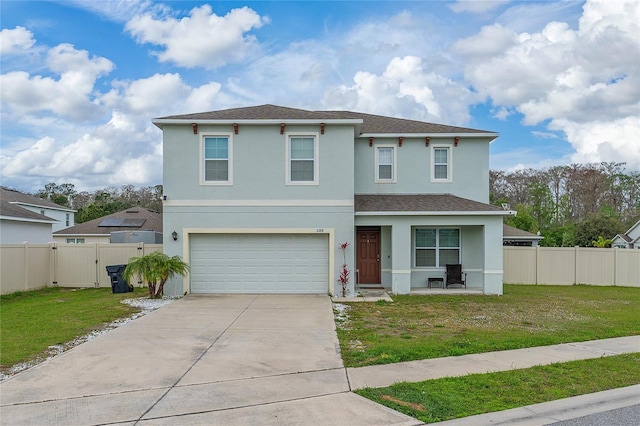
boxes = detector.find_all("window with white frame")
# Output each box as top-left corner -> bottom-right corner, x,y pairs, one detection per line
202,135 -> 232,184
432,146 -> 451,182
66,213 -> 70,226
375,146 -> 396,182
66,238 -> 85,244
415,228 -> 460,267
287,134 -> 318,184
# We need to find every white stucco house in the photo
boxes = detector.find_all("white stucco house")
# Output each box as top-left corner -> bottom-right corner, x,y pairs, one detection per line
153,105 -> 513,297
0,187 -> 75,243
611,220 -> 640,249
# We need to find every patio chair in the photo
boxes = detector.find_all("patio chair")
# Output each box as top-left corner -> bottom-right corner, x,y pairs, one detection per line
445,264 -> 466,289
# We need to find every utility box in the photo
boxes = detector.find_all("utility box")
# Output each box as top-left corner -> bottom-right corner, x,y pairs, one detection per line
110,230 -> 163,244
105,264 -> 133,293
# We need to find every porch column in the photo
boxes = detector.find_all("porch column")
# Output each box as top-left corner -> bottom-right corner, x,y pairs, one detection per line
391,224 -> 411,294
484,219 -> 504,295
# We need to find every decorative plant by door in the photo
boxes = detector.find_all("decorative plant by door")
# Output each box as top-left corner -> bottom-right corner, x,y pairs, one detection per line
338,241 -> 350,297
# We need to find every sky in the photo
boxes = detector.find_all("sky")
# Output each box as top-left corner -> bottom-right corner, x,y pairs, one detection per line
1,0 -> 639,193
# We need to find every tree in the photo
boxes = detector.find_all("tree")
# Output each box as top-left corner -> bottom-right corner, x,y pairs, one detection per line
122,252 -> 190,299
574,213 -> 624,247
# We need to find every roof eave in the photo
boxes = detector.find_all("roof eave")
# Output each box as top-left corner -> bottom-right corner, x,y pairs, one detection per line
10,201 -> 76,213
0,215 -> 58,224
153,118 -> 363,129
360,132 -> 499,140
355,210 -> 515,216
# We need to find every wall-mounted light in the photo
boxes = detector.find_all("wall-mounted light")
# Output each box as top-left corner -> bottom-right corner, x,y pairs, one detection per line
172,231 -> 178,241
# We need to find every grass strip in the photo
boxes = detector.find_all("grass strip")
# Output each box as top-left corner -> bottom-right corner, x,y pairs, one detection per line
336,285 -> 640,367
356,353 -> 640,423
1,287 -> 143,370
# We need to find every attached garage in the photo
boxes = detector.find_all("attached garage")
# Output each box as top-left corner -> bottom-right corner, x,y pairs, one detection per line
189,233 -> 330,293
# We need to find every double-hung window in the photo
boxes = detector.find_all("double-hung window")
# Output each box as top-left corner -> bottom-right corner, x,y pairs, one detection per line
415,228 -> 460,267
287,134 -> 318,184
432,146 -> 451,182
202,135 -> 232,184
375,145 -> 396,183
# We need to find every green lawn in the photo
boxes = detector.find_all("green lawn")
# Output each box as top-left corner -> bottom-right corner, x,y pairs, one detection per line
357,353 -> 640,423
335,285 -> 640,367
1,287 -> 143,372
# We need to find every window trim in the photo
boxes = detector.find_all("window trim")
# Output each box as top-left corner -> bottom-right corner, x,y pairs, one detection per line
66,238 -> 85,244
431,145 -> 452,183
375,144 -> 397,183
414,227 -> 461,268
200,133 -> 233,186
286,132 -> 319,185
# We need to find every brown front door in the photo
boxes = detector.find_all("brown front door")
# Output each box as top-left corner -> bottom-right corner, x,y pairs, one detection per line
357,228 -> 381,284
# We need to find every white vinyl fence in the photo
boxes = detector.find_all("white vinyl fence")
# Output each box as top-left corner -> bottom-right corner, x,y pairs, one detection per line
1,243 -> 162,295
504,246 -> 640,287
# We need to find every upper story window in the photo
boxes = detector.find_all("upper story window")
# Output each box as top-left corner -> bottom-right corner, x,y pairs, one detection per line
375,145 -> 396,183
287,133 -> 318,185
65,213 -> 70,226
431,146 -> 452,182
415,228 -> 460,267
201,134 -> 233,185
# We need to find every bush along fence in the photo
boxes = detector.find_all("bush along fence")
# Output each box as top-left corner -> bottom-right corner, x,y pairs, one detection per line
0,243 -> 162,295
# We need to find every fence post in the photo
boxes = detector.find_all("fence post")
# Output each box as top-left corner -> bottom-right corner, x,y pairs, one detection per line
535,246 -> 540,285
613,248 -> 618,286
574,246 -> 579,285
23,243 -> 29,291
50,242 -> 58,287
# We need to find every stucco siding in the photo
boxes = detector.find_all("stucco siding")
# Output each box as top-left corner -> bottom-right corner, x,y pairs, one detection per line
163,124 -> 355,202
354,136 -> 490,202
0,220 -> 52,244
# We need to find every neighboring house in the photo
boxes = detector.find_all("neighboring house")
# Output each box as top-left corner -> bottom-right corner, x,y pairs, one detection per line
1,186 -> 76,233
503,224 -> 543,247
53,207 -> 162,244
153,104 -> 514,297
611,220 -> 640,249
0,199 -> 58,243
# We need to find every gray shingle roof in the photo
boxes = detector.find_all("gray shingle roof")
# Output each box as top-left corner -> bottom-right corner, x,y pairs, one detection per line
54,207 -> 162,235
155,104 -> 494,135
0,200 -> 57,222
354,194 -> 504,213
503,224 -> 543,239
1,187 -> 74,211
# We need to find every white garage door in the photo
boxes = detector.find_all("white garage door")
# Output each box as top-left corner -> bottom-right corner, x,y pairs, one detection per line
190,233 -> 329,293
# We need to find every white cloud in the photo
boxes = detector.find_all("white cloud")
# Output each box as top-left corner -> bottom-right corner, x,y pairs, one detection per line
125,4 -> 268,69
456,0 -> 640,169
0,26 -> 35,54
450,0 -> 509,14
65,0 -> 169,23
0,43 -> 114,120
323,56 -> 478,125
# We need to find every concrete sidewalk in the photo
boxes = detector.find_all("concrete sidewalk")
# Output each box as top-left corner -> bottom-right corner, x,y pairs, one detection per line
347,335 -> 640,389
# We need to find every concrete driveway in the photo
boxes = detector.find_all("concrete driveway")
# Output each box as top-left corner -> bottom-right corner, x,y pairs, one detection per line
0,295 -> 420,425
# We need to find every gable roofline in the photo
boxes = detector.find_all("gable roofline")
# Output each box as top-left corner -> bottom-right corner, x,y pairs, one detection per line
0,200 -> 58,223
1,187 -> 76,212
153,104 -> 497,138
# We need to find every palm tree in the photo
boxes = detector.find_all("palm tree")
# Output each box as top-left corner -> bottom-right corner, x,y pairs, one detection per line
123,252 -> 190,299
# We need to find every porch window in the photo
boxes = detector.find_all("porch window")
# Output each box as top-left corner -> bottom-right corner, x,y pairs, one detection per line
415,228 -> 459,267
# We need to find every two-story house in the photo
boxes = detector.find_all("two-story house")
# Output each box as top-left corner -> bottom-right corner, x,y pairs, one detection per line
154,105 -> 512,297
0,187 -> 76,243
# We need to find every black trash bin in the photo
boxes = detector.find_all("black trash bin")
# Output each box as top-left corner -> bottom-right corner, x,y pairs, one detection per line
105,264 -> 133,293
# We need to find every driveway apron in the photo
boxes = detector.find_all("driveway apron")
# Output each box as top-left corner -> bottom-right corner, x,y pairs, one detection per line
0,295 -> 419,426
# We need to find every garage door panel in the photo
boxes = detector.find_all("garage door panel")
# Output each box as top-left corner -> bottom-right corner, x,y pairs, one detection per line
190,233 -> 328,294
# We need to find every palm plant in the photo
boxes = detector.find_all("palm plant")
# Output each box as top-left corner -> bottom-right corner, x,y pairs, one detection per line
123,252 -> 190,299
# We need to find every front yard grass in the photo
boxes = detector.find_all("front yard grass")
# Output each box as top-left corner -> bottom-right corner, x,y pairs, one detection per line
357,353 -> 640,424
335,285 -> 640,367
0,287 -> 143,373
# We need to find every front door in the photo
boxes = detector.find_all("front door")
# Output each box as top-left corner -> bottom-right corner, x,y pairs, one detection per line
357,228 -> 381,284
